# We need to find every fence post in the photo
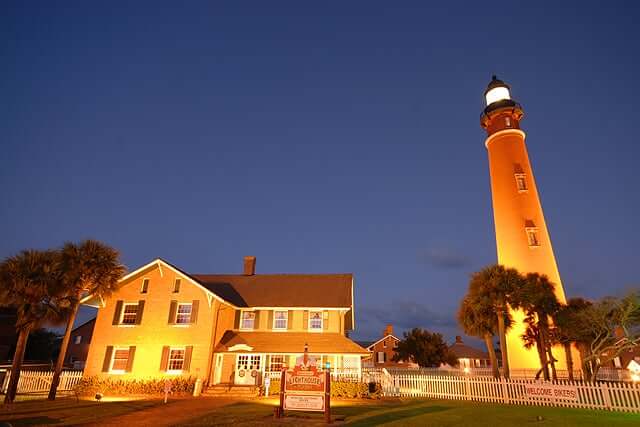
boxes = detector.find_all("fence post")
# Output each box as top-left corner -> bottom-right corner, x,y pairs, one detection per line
600,382 -> 612,410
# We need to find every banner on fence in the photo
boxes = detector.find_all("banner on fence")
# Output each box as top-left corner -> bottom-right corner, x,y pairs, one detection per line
524,383 -> 579,401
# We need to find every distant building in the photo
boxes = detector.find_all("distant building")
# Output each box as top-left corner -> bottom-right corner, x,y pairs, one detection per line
449,336 -> 490,369
65,318 -> 96,369
363,324 -> 415,368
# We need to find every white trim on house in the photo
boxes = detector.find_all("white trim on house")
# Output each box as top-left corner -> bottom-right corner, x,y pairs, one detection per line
80,258 -> 238,309
366,334 -> 401,351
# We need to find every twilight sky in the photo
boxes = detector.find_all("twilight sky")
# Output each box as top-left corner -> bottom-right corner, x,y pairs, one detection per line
2,1 -> 639,342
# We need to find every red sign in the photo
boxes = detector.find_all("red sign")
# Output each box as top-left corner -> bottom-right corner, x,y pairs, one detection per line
285,364 -> 325,393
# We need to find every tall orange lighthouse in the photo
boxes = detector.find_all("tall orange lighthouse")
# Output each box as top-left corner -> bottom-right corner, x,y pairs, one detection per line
480,76 -> 569,370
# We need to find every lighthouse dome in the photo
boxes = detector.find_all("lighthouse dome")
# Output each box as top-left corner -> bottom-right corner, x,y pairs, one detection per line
484,75 -> 512,106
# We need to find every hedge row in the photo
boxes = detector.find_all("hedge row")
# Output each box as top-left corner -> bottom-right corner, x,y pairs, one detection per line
260,379 -> 382,399
74,376 -> 196,396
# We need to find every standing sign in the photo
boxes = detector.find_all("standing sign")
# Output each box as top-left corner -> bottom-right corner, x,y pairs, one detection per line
278,345 -> 330,422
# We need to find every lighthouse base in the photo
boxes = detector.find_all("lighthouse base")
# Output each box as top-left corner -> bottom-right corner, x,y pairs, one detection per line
505,310 -> 580,377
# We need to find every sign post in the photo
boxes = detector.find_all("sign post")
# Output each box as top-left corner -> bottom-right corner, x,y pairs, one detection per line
277,344 -> 331,423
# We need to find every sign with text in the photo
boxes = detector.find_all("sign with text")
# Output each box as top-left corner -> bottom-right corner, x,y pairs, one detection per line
285,363 -> 325,394
284,394 -> 325,411
524,383 -> 579,401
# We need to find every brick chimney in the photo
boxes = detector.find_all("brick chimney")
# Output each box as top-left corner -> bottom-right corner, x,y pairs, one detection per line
243,256 -> 256,275
455,336 -> 463,344
383,324 -> 393,337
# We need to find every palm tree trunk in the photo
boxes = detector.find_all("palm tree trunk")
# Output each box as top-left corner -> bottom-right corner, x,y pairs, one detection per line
547,345 -> 557,381
484,334 -> 499,379
497,311 -> 509,379
537,321 -> 550,381
563,342 -> 574,381
4,327 -> 30,404
48,301 -> 79,400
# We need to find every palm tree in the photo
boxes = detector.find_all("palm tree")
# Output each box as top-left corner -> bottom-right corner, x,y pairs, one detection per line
554,298 -> 591,381
0,250 -> 63,403
457,296 -> 510,378
468,264 -> 523,379
511,273 -> 560,380
47,240 -> 125,400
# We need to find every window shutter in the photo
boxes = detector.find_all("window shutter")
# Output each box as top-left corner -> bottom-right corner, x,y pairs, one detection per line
183,346 -> 193,372
160,346 -> 170,371
303,311 -> 309,330
168,300 -> 177,324
288,311 -> 294,330
234,311 -> 241,329
102,346 -> 114,372
136,300 -> 145,325
323,311 -> 329,330
112,301 -> 123,325
126,346 -> 136,372
191,300 -> 199,324
268,310 -> 274,329
253,311 -> 260,330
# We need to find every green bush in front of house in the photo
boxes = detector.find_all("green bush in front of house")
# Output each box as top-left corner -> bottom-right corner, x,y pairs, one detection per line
74,376 -> 196,397
259,379 -> 381,399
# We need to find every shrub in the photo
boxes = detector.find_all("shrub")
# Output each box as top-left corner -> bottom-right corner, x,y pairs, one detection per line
259,379 -> 381,399
74,376 -> 196,397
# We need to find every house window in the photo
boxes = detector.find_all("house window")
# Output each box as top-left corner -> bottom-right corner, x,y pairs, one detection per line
141,278 -> 149,294
168,347 -> 185,372
613,357 -> 621,368
377,352 -> 385,363
250,355 -> 261,371
309,311 -> 323,330
173,279 -> 181,293
393,340 -> 398,348
383,340 -> 387,348
269,355 -> 285,372
273,310 -> 288,330
526,228 -> 540,247
241,311 -> 256,329
515,173 -> 528,192
74,336 -> 82,345
176,303 -> 192,324
121,303 -> 139,325
110,348 -> 130,372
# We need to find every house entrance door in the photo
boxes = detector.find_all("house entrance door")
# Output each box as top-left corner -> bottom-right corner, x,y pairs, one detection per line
234,354 -> 261,385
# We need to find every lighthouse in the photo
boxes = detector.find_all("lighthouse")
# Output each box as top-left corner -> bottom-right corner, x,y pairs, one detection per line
480,76 -> 569,370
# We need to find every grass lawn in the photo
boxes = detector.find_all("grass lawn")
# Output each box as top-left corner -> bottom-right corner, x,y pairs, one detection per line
182,398 -> 640,426
1,397 -> 639,426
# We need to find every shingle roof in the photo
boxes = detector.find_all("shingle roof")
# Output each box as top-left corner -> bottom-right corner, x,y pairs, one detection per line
449,342 -> 489,360
214,331 -> 369,354
192,274 -> 353,308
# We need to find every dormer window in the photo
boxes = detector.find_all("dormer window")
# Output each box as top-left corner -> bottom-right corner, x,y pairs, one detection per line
241,310 -> 256,329
309,311 -> 323,331
273,310 -> 288,330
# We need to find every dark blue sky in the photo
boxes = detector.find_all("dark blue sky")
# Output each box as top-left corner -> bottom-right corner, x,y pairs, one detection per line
2,1 -> 639,342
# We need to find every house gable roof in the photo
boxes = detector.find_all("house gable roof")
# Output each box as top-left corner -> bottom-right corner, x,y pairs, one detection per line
192,273 -> 353,308
81,259 -> 356,327
449,341 -> 489,360
366,334 -> 400,350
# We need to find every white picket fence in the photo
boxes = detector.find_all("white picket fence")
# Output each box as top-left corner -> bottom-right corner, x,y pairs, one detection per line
367,370 -> 640,413
1,370 -> 83,394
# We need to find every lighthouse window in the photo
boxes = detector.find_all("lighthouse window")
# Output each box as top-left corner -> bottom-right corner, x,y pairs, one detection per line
526,228 -> 540,247
505,117 -> 511,127
515,173 -> 528,192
